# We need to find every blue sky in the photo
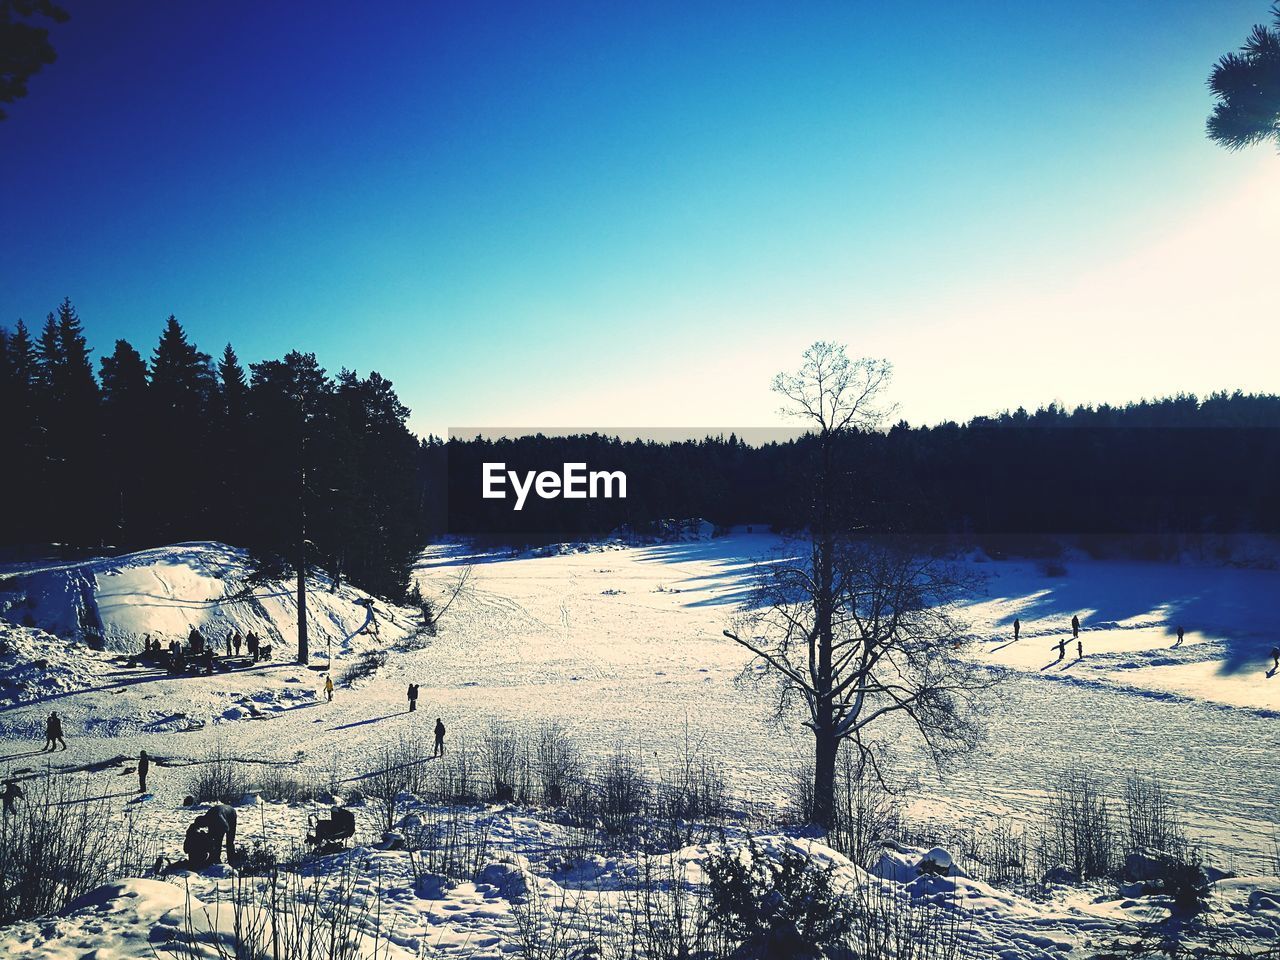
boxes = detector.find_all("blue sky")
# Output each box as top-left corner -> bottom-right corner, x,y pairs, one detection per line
2,1 -> 1276,435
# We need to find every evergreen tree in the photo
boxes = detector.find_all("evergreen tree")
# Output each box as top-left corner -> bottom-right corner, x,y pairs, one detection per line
148,315 -> 216,537
30,300 -> 100,543
99,339 -> 150,544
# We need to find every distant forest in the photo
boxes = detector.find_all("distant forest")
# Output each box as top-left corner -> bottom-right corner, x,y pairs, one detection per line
3,301 -> 1278,599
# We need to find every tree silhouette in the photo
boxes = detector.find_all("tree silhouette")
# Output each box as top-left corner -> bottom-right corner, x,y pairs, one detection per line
1207,3 -> 1280,151
0,0 -> 70,120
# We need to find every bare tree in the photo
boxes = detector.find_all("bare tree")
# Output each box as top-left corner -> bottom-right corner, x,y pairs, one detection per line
724,342 -> 999,829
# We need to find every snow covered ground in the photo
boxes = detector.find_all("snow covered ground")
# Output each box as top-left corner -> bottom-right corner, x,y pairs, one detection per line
0,533 -> 1277,957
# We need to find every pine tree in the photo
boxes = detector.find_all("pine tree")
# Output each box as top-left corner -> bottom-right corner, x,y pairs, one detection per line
148,315 -> 216,537
99,340 -> 150,544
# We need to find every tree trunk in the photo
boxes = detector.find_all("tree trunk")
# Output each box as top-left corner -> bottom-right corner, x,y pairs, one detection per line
812,723 -> 839,830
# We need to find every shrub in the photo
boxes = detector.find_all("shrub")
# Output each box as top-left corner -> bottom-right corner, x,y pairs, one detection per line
533,722 -> 582,808
186,745 -> 252,803
1121,775 -> 1186,859
594,745 -> 650,837
0,774 -> 157,926
1036,768 -> 1114,881
705,837 -> 854,960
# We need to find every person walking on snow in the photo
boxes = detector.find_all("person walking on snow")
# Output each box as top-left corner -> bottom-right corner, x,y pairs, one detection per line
1175,625 -> 1184,647
1077,638 -> 1083,659
1013,618 -> 1021,641
138,750 -> 150,792
324,675 -> 334,702
433,718 -> 446,757
1071,615 -> 1080,639
1055,637 -> 1067,662
44,711 -> 66,751
1271,646 -> 1279,673
407,683 -> 418,713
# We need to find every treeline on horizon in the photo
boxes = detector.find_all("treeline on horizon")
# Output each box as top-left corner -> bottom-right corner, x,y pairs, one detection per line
0,300 -> 426,599
432,393 -> 1280,548
3,301 -> 1279,601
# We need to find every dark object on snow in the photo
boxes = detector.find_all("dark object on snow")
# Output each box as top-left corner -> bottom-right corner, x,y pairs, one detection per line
407,683 -> 418,712
1013,618 -> 1020,640
43,711 -> 66,751
138,751 -> 150,792
1041,865 -> 1079,886
433,718 -> 446,756
182,794 -> 196,807
1071,615 -> 1080,638
1,780 -> 23,814
306,805 -> 356,851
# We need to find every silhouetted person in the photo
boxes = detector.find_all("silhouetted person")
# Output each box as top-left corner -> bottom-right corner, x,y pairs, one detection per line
1055,637 -> 1067,663
138,750 -> 150,792
247,632 -> 259,662
1175,625 -> 1184,647
1077,639 -> 1083,658
184,823 -> 213,869
407,683 -> 418,713
225,633 -> 232,656
433,718 -> 446,757
1013,618 -> 1021,641
44,711 -> 66,751
189,626 -> 204,655
324,675 -> 334,702
1271,647 -> 1279,673
2,780 -> 23,814
196,803 -> 237,864
233,632 -> 242,656
1071,615 -> 1080,639
202,648 -> 214,675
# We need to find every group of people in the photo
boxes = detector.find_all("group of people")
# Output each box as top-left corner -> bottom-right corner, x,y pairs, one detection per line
138,626 -> 270,675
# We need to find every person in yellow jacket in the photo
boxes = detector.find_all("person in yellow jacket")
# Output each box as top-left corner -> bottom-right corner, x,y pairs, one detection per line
324,675 -> 334,702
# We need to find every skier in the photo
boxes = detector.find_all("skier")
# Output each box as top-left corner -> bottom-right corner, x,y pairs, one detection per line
1013,618 -> 1021,641
324,675 -> 334,702
138,750 -> 150,792
1071,615 -> 1080,639
1,779 -> 23,815
407,683 -> 418,713
44,711 -> 66,751
433,717 -> 446,757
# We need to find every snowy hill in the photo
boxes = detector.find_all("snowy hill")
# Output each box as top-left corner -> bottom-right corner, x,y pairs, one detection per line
0,541 -> 419,657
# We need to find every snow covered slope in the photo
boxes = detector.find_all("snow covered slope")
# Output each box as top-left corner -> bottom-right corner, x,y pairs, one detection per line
0,541 -> 419,657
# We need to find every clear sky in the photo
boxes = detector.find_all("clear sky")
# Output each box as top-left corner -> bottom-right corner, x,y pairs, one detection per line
2,1 -> 1277,436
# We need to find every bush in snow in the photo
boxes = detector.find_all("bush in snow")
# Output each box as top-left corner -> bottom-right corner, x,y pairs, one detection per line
1121,775 -> 1188,862
705,836 -> 855,960
592,745 -> 650,838
533,721 -> 582,809
1036,768 -> 1115,881
0,773 -> 158,926
186,745 -> 252,804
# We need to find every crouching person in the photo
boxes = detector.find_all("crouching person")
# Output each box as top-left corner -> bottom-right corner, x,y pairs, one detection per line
197,803 -> 238,865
